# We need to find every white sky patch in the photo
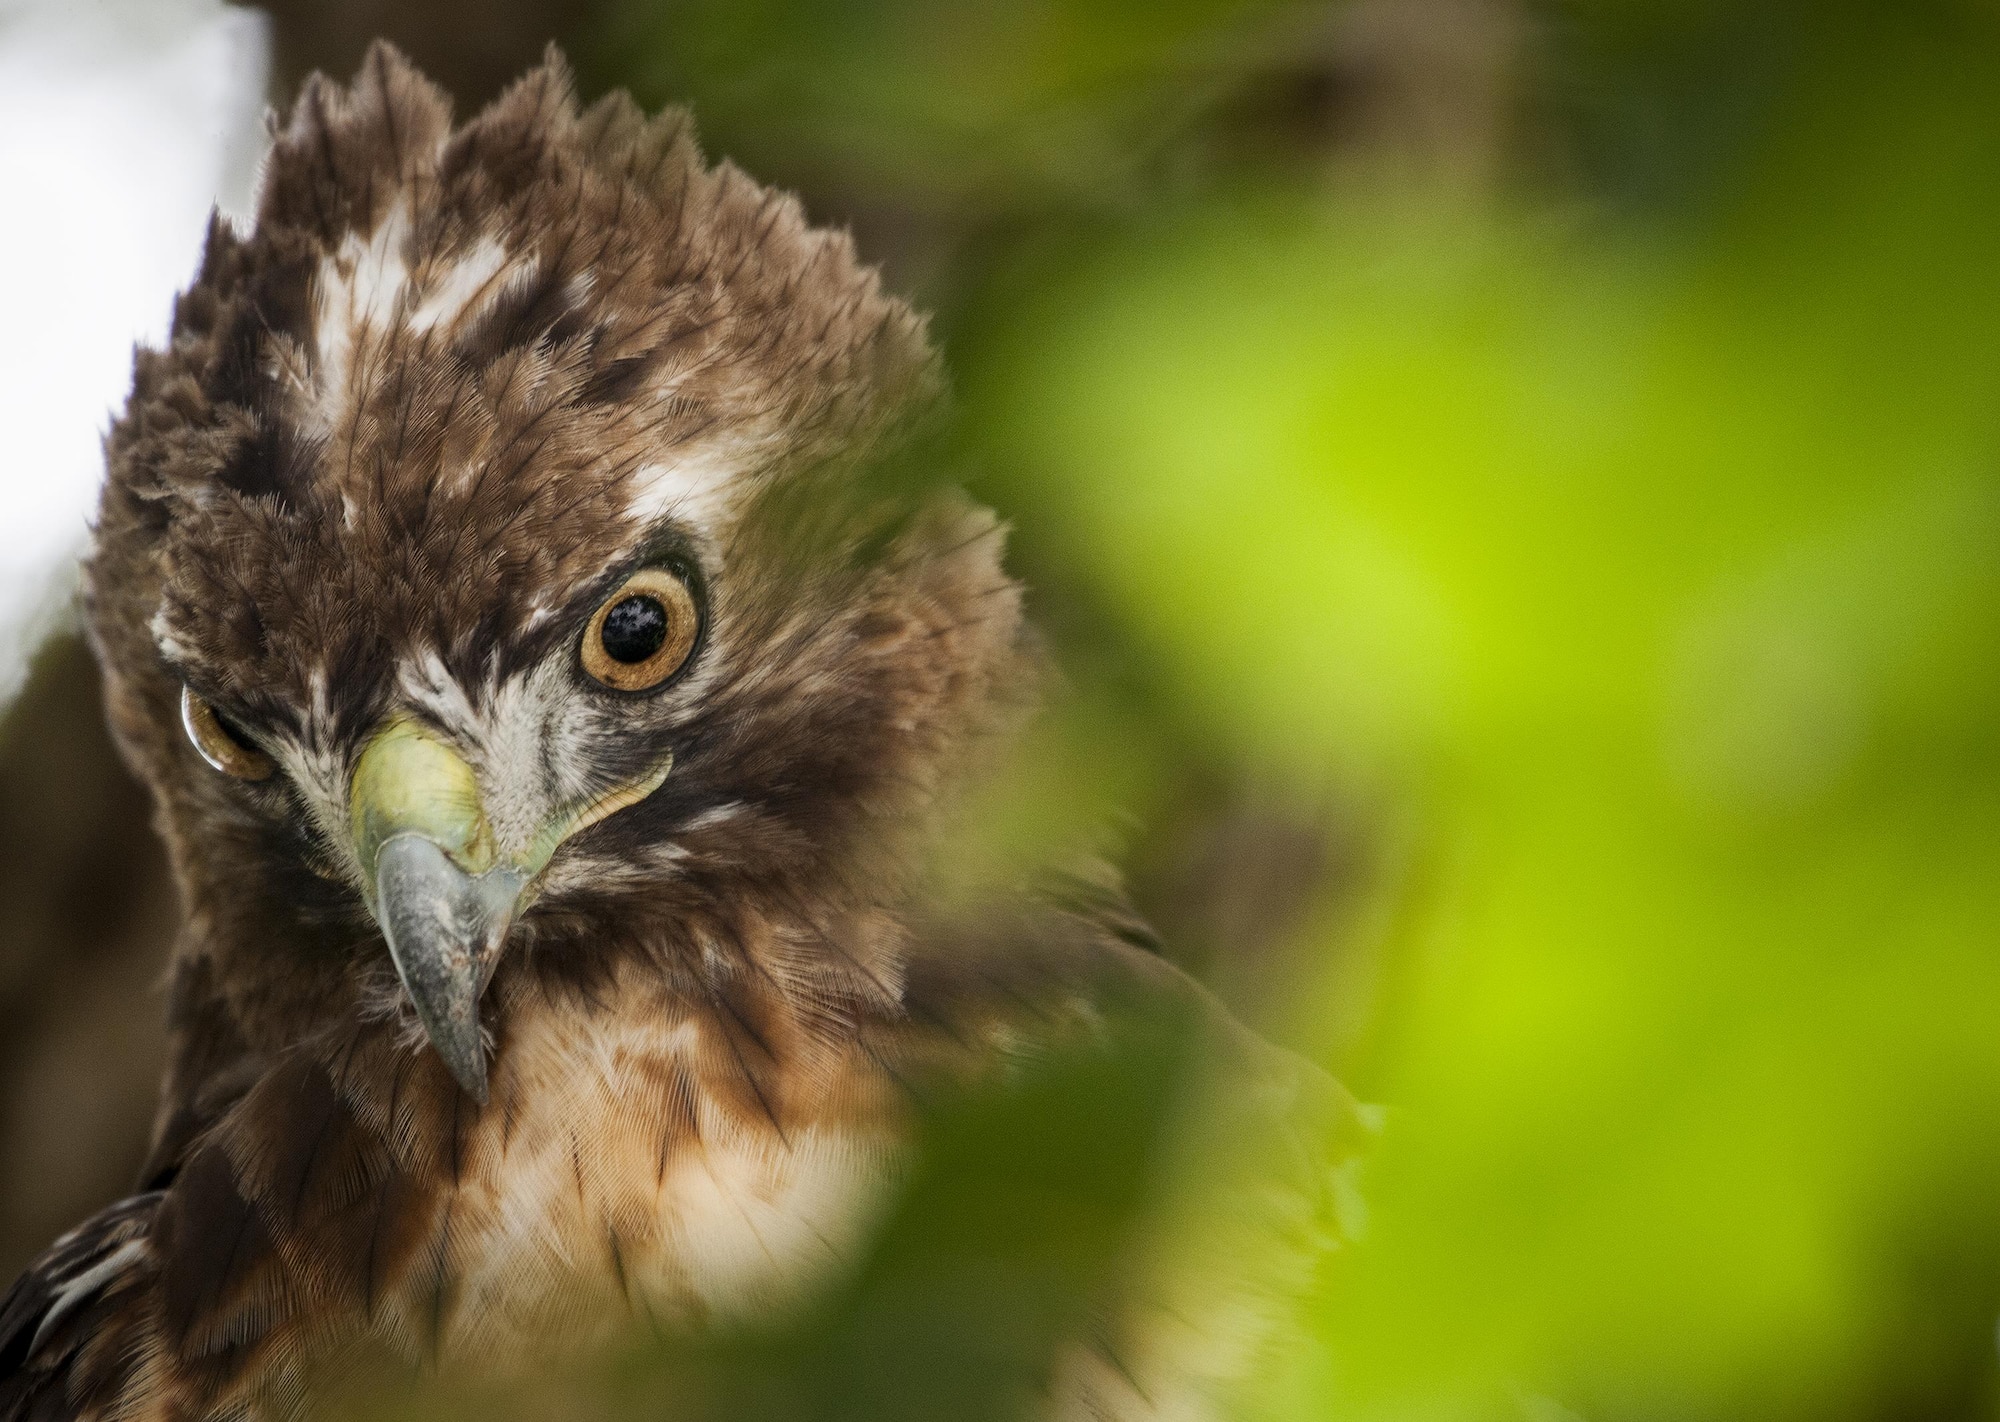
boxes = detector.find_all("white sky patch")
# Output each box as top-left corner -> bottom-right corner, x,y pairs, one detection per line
0,0 -> 269,707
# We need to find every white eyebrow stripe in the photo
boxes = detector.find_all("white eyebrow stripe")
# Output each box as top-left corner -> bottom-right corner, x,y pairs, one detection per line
627,435 -> 769,536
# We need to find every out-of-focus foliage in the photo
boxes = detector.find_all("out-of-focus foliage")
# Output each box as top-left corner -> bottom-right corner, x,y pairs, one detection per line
582,2 -> 2000,1419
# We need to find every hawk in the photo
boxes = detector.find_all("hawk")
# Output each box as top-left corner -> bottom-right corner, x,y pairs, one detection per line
0,44 -> 1360,1422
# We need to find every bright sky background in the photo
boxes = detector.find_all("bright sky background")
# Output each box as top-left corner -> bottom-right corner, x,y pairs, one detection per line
0,0 -> 269,706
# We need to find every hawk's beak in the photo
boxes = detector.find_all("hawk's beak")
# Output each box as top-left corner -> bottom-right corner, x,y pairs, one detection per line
349,715 -> 673,1102
350,717 -> 520,1102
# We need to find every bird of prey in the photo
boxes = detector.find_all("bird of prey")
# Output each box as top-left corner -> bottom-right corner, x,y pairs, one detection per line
0,44 -> 1361,1422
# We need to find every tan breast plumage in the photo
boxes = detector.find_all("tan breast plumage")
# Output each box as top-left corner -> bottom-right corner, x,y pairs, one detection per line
396,983 -> 907,1370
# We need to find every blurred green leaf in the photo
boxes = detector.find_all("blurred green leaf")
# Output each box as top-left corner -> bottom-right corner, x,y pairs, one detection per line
576,2 -> 2000,1417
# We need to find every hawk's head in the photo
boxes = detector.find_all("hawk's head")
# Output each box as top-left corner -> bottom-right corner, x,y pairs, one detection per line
88,45 -> 1024,1100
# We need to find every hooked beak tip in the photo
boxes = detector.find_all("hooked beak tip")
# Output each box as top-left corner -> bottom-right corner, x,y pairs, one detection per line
372,833 -> 525,1102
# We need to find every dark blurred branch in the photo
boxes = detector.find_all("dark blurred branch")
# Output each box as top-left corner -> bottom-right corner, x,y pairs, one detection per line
254,0 -> 607,109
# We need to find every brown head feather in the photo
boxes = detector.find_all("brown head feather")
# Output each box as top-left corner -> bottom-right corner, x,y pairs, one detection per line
89,40 -> 1006,1054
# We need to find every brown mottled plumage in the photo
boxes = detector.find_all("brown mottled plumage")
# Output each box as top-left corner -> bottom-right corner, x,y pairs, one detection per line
0,45 -> 1358,1422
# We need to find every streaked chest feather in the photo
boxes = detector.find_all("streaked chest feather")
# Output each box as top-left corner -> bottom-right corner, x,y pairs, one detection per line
400,995 -> 905,1366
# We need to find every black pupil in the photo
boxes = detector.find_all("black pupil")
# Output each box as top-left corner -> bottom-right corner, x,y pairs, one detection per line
601,595 -> 669,664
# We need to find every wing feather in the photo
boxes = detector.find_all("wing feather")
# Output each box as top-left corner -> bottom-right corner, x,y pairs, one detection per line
0,1193 -> 162,1422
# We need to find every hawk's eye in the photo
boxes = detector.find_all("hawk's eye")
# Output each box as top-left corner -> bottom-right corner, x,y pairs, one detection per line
581,568 -> 700,691
180,686 -> 274,781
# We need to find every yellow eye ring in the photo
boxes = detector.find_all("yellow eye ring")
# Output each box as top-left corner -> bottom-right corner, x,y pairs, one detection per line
580,568 -> 700,692
181,685 -> 274,781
